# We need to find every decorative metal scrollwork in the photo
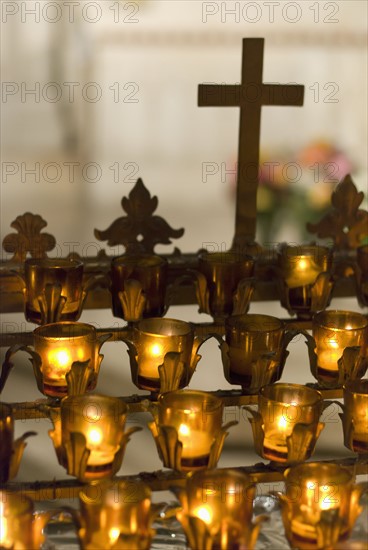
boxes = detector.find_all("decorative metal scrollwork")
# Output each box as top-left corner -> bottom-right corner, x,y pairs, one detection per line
94,178 -> 184,254
307,174 -> 368,250
2,213 -> 56,263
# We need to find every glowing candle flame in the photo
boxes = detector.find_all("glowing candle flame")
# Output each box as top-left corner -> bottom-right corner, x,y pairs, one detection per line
150,344 -> 162,357
298,259 -> 308,270
109,527 -> 120,544
278,415 -> 288,430
328,338 -> 339,349
49,348 -> 71,367
194,506 -> 212,524
47,348 -> 72,377
55,350 -> 70,366
320,484 -> 333,510
178,424 -> 190,436
88,428 -> 103,448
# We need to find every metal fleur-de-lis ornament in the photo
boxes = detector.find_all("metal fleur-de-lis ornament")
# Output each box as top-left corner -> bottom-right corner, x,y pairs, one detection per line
94,178 -> 184,254
2,212 -> 56,262
307,174 -> 368,250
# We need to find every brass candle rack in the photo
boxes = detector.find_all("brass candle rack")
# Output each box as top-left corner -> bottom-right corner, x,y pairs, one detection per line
1,37 -> 368,550
0,174 -> 367,549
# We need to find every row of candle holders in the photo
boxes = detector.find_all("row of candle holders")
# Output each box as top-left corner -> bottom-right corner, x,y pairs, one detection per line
15,243 -> 368,325
2,244 -> 367,550
1,380 -> 367,484
1,309 -> 367,397
0,461 -> 367,549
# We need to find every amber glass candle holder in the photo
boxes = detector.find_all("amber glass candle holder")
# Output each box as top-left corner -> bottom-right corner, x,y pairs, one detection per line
48,394 -> 140,481
0,491 -> 58,549
0,404 -> 13,484
123,318 -> 207,393
356,245 -> 368,307
174,468 -> 266,550
23,258 -> 84,324
32,322 -> 110,398
245,383 -> 324,465
340,379 -> 368,454
78,480 -> 156,550
148,390 -> 235,471
0,403 -> 35,483
276,244 -> 333,319
276,463 -> 366,549
312,310 -> 368,387
220,314 -> 298,393
197,251 -> 254,320
111,254 -> 168,322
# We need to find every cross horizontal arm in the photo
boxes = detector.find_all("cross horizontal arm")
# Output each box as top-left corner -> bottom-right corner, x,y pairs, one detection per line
262,84 -> 304,106
198,84 -> 242,107
199,83 -> 304,108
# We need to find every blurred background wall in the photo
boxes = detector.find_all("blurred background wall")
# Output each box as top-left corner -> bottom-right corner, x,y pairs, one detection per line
1,0 -> 367,251
1,0 -> 367,480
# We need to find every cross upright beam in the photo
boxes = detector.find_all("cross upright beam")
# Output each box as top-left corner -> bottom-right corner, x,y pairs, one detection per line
198,38 -> 304,249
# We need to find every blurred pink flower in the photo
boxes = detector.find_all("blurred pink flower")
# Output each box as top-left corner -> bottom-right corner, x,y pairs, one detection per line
327,152 -> 353,182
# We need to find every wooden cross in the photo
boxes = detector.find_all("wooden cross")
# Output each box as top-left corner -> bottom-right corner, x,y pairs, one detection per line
198,38 -> 304,249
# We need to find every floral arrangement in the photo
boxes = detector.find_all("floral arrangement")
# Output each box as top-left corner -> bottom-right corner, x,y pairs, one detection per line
254,140 -> 353,243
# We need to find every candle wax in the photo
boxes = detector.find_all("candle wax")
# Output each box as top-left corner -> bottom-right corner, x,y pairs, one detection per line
178,424 -> 214,458
43,346 -> 87,383
291,517 -> 321,541
263,430 -> 289,454
263,409 -> 297,458
286,258 -> 321,288
44,348 -> 73,381
139,342 -> 166,378
86,427 -> 118,466
317,350 -> 342,372
315,321 -> 365,375
291,481 -> 339,541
